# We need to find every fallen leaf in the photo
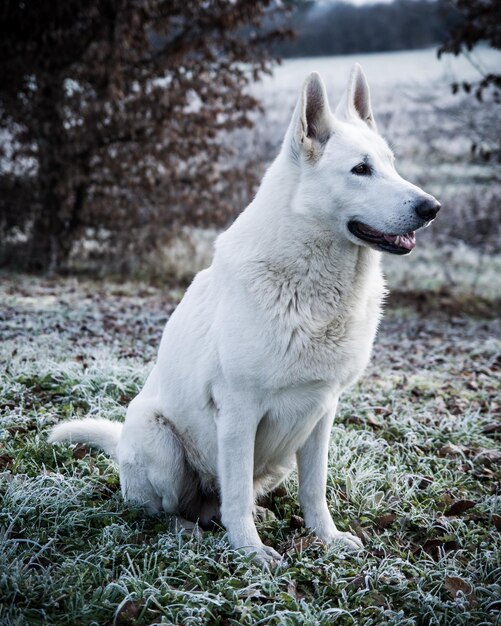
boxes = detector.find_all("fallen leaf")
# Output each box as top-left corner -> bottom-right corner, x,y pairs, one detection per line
349,573 -> 367,590
116,600 -> 142,625
421,539 -> 460,560
286,580 -> 306,600
418,476 -> 433,490
0,402 -> 16,410
474,448 -> 501,465
289,515 -> 304,529
438,443 -> 469,457
73,444 -> 89,460
346,415 -> 363,425
375,513 -> 397,529
473,467 -> 496,480
366,414 -> 383,428
286,535 -> 319,554
270,486 -> 288,499
492,514 -> 501,531
444,576 -> 477,606
482,423 -> 501,435
6,426 -> 30,436
0,455 -> 13,469
373,406 -> 392,417
445,500 -> 476,516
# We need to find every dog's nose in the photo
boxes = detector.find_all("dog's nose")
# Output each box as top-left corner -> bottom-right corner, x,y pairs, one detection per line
415,197 -> 441,221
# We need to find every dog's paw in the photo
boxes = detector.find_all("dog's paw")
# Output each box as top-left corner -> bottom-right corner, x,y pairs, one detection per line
239,543 -> 283,569
328,531 -> 364,552
308,518 -> 364,551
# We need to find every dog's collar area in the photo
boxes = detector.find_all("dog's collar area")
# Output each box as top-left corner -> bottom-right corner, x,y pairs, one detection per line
348,220 -> 416,255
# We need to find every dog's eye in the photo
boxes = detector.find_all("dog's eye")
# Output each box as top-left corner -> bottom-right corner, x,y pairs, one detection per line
351,163 -> 371,176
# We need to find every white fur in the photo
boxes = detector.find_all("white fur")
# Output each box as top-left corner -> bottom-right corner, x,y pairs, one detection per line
50,65 -> 439,566
49,418 -> 122,458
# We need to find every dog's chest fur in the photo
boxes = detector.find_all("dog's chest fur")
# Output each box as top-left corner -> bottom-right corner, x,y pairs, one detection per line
243,235 -> 385,390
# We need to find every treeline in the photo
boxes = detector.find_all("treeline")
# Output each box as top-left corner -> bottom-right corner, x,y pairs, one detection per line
277,0 -> 463,57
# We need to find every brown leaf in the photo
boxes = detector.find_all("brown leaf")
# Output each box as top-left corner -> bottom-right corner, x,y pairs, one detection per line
473,467 -> 496,480
373,406 -> 392,417
116,600 -> 142,625
482,422 -> 501,435
492,514 -> 501,531
74,354 -> 89,368
289,515 -> 305,529
422,539 -> 460,560
418,476 -> 433,490
438,443 -> 469,457
270,486 -> 287,499
474,448 -> 501,465
286,580 -> 306,600
6,425 -> 30,436
346,415 -> 363,425
349,573 -> 367,590
72,444 -> 89,460
366,414 -> 383,428
0,454 -> 13,469
375,513 -> 397,529
346,414 -> 382,428
286,535 -> 319,554
444,576 -> 477,606
445,500 -> 476,516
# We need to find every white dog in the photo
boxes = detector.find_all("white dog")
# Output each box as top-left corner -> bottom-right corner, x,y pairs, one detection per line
50,65 -> 440,566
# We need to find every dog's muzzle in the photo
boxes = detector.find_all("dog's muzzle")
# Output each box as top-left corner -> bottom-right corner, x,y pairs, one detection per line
348,220 -> 416,255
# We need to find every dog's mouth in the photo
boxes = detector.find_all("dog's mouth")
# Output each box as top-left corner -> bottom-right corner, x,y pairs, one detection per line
348,220 -> 416,255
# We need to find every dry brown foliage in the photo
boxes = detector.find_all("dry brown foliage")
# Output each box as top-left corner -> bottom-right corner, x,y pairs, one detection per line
0,0 -> 290,273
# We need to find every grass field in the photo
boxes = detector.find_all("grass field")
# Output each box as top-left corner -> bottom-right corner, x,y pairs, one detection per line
1,260 -> 500,625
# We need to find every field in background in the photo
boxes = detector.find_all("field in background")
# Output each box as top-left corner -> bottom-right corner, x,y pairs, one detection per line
251,47 -> 501,248
99,47 -> 500,285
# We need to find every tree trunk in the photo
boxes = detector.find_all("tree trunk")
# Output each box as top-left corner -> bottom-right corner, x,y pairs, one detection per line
27,78 -> 73,274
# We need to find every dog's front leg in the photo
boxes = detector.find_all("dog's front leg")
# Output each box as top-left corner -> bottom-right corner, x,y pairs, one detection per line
217,397 -> 281,566
297,406 -> 363,551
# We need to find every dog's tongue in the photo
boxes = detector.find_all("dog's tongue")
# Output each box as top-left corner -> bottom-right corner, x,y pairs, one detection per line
384,231 -> 416,251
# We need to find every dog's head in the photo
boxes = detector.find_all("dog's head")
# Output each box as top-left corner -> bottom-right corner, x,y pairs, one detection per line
284,66 -> 440,254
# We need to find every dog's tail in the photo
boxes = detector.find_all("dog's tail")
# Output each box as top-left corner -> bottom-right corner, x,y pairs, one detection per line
49,418 -> 122,459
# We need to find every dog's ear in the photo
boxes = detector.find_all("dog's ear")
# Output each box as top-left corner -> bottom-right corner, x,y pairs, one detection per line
335,64 -> 376,131
285,72 -> 332,161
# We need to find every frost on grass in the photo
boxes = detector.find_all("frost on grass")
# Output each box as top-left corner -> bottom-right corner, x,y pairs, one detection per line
1,273 -> 500,626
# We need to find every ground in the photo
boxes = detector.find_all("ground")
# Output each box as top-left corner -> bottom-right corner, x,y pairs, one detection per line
0,264 -> 500,626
